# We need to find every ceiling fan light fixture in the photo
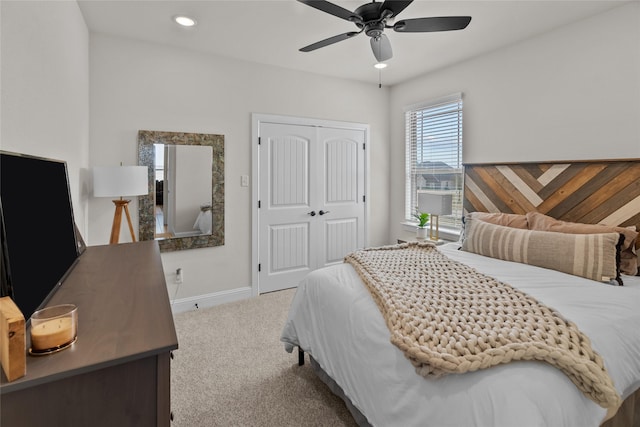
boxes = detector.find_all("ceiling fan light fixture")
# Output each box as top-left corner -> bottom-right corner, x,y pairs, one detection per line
374,63 -> 388,69
174,15 -> 197,27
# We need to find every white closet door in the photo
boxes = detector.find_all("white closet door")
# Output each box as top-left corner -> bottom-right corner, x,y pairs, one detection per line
316,127 -> 365,269
257,120 -> 366,293
258,123 -> 317,293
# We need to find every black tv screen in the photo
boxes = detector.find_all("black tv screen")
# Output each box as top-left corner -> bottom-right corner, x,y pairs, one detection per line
0,151 -> 80,321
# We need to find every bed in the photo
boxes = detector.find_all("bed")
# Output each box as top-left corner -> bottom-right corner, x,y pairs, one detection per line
281,159 -> 640,426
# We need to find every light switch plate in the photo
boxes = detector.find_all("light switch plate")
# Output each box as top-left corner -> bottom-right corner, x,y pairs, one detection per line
241,175 -> 249,187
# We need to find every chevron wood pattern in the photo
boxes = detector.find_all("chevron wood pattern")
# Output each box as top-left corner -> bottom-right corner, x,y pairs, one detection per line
463,160 -> 640,248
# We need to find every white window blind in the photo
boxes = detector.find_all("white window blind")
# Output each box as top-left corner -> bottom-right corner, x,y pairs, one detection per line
405,93 -> 463,229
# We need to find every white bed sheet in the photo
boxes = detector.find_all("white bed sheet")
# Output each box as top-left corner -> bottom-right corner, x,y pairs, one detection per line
281,242 -> 640,427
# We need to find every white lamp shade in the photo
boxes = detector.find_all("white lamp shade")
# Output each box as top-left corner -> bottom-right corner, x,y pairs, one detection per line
93,166 -> 148,198
418,192 -> 453,216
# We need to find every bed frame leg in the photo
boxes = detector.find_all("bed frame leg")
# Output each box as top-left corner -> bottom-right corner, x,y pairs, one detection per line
298,347 -> 304,366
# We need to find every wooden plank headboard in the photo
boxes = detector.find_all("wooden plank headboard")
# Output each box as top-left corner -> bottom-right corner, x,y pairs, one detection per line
463,159 -> 640,247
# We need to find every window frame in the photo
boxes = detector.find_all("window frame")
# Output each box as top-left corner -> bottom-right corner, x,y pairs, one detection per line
404,93 -> 464,231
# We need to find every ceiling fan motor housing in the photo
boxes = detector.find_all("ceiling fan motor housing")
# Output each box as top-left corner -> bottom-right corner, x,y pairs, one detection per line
354,2 -> 390,38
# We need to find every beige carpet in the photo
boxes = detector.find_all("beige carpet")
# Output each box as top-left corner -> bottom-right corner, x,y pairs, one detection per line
170,288 -> 358,426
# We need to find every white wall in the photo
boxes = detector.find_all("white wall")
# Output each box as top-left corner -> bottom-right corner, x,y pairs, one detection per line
389,3 -> 640,243
0,1 -> 90,235
88,34 -> 390,302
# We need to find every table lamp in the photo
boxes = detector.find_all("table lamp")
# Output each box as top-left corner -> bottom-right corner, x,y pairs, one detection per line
93,165 -> 148,244
418,192 -> 453,241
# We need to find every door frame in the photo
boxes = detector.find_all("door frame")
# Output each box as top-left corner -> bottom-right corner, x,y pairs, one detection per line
251,113 -> 370,296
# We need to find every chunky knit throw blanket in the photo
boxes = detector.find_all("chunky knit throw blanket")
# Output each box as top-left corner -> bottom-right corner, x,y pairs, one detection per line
344,242 -> 621,410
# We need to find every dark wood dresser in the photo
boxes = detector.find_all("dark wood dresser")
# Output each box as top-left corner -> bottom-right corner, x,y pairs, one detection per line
0,241 -> 178,426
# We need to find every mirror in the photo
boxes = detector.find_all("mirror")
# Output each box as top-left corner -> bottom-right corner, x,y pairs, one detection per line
138,130 -> 224,252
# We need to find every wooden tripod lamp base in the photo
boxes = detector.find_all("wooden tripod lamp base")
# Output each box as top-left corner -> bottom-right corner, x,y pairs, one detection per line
109,199 -> 136,244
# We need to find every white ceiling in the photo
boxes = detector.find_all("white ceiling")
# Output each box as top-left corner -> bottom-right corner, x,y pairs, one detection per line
77,0 -> 628,86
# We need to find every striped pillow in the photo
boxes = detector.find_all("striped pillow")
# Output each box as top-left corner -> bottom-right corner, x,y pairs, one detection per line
526,211 -> 638,276
461,217 -> 623,285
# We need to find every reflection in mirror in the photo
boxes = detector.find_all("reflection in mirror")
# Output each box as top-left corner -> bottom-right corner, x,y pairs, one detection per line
153,144 -> 213,239
138,130 -> 224,252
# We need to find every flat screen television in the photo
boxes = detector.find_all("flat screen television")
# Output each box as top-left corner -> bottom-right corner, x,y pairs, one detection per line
0,151 -> 82,322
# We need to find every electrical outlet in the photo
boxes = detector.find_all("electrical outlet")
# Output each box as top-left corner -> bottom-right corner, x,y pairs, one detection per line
241,175 -> 249,187
176,268 -> 183,284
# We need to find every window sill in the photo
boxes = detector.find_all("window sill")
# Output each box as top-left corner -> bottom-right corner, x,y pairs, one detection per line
401,221 -> 461,242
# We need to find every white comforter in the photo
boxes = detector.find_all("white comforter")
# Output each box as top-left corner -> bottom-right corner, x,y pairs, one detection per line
281,243 -> 640,427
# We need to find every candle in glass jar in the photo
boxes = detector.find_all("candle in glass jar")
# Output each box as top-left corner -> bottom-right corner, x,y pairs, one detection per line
30,317 -> 74,350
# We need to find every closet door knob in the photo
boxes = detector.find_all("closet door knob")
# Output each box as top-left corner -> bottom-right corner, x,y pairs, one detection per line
319,210 -> 330,216
307,211 -> 316,216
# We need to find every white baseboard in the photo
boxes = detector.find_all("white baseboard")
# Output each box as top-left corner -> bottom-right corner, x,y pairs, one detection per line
169,286 -> 253,314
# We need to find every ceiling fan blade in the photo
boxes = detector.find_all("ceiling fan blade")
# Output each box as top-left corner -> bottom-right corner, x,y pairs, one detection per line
370,34 -> 393,62
379,0 -> 413,18
297,0 -> 358,22
300,31 -> 361,52
394,16 -> 472,33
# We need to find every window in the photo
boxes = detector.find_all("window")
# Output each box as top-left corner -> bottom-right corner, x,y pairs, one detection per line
154,143 -> 165,181
405,93 -> 463,230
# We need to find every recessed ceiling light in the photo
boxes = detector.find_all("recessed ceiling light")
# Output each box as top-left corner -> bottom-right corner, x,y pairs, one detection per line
374,63 -> 388,69
174,15 -> 196,27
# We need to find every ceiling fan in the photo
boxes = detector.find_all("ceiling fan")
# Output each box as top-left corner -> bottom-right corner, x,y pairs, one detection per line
298,0 -> 471,62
